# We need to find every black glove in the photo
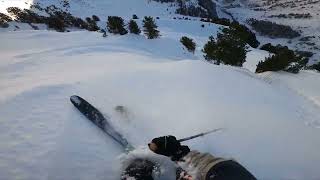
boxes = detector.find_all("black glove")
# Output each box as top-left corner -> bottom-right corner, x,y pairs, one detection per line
150,135 -> 190,161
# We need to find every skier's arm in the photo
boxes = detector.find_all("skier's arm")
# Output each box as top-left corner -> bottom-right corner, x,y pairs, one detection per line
148,135 -> 221,179
148,135 -> 257,180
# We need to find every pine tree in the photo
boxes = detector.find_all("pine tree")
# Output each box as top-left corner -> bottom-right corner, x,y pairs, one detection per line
255,45 -> 303,73
132,14 -> 139,19
142,16 -> 160,39
180,36 -> 196,53
128,19 -> 141,34
202,36 -> 219,64
0,12 -> 12,28
310,62 -> 320,72
86,17 -> 100,31
229,21 -> 260,48
92,15 -> 100,21
107,16 -> 128,35
202,27 -> 248,66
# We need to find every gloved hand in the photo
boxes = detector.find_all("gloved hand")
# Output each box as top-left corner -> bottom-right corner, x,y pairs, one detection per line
148,135 -> 190,161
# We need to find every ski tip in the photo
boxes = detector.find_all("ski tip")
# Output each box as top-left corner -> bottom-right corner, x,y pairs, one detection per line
70,95 -> 81,105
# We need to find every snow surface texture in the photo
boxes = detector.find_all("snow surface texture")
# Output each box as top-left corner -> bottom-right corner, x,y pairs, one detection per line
1,29 -> 320,180
1,0 -> 320,180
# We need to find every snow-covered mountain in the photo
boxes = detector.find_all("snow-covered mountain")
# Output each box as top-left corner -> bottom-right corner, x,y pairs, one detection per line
220,0 -> 320,63
1,0 -> 320,180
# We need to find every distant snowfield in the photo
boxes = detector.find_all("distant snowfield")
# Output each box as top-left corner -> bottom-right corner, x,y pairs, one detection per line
1,29 -> 320,180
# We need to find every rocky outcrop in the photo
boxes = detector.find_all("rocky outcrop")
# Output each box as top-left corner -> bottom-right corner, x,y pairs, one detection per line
198,0 -> 217,18
153,0 -> 218,18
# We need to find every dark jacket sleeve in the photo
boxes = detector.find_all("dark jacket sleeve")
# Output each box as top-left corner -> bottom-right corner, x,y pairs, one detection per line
177,151 -> 256,180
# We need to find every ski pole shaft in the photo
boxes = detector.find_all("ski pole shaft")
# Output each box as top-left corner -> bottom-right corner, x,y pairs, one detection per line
178,128 -> 224,142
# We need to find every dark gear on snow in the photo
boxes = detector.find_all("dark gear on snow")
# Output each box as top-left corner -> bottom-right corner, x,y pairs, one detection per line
150,135 -> 190,161
121,159 -> 155,180
205,160 -> 257,180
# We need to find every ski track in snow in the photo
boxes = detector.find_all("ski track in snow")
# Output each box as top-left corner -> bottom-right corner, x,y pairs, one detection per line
259,71 -> 320,128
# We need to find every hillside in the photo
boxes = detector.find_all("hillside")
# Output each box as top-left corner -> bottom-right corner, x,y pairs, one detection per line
1,0 -> 320,180
220,0 -> 320,63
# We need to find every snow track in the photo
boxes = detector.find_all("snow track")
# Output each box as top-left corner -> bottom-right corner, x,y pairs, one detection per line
260,71 -> 320,128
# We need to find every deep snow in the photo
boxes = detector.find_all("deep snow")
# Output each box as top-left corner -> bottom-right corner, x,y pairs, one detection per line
1,0 -> 320,180
1,29 -> 320,180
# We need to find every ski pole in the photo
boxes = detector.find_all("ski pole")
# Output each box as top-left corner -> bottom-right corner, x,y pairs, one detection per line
178,128 -> 224,142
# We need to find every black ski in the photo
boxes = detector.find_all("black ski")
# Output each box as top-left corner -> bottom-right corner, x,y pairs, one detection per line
70,95 -> 134,151
70,95 -> 157,180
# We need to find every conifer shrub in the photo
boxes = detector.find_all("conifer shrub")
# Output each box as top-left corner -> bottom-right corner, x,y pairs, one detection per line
6,7 -> 23,19
107,16 -> 128,35
92,15 -> 100,21
309,62 -> 320,72
73,17 -> 88,29
44,5 -> 77,31
202,27 -> 248,66
7,7 -> 46,24
86,17 -> 100,31
199,19 -> 259,48
85,17 -> 91,22
0,13 -> 12,22
132,14 -> 139,19
260,43 -> 286,53
247,18 -> 300,39
6,6 -> 97,32
256,53 -> 293,73
46,16 -> 66,32
128,19 -> 141,34
142,16 -> 160,39
0,12 -> 12,28
257,43 -> 307,73
229,21 -> 260,48
180,36 -> 196,53
200,17 -> 230,26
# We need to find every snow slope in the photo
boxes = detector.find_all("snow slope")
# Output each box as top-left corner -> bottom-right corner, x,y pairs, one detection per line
1,0 -> 320,180
1,29 -> 320,180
